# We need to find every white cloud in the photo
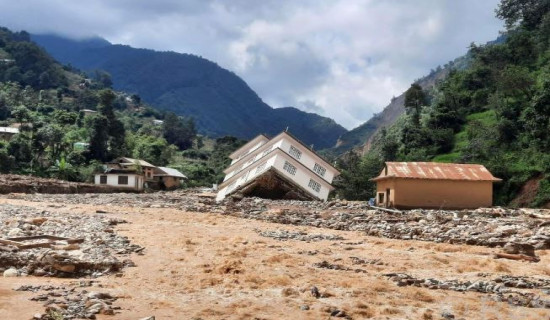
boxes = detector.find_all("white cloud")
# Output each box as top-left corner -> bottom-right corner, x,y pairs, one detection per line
0,0 -> 503,129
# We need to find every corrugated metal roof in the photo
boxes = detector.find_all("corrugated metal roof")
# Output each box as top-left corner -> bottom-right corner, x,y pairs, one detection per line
155,167 -> 187,178
119,157 -> 155,167
372,162 -> 501,182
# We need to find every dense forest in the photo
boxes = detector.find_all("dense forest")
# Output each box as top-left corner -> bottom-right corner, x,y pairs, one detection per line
0,27 -> 243,186
335,0 -> 550,207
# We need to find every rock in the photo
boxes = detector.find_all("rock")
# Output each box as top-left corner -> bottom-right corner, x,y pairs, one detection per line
53,263 -> 76,273
503,242 -> 536,257
7,228 -> 22,237
139,317 -> 155,320
441,311 -> 455,319
300,305 -> 310,311
3,268 -> 19,277
310,286 -> 320,298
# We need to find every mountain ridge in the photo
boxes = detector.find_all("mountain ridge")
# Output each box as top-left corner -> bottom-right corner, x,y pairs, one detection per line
31,34 -> 347,149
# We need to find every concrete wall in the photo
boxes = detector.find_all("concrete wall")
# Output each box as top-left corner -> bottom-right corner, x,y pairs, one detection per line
278,138 -> 336,183
272,154 -> 331,201
376,178 -> 494,209
216,151 -> 332,201
94,174 -> 144,191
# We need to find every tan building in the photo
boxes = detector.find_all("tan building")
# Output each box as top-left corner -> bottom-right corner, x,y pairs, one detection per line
153,167 -> 187,190
371,162 -> 501,209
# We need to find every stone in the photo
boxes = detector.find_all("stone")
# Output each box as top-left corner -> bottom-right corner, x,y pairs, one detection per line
300,305 -> 310,311
503,242 -> 536,257
310,286 -> 320,298
7,227 -> 22,237
3,268 -> 19,277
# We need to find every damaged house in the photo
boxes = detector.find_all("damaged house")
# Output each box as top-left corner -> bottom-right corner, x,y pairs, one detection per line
371,162 -> 502,209
94,157 -> 186,191
216,131 -> 340,202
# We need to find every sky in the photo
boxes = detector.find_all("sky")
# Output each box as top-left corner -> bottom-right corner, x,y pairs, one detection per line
0,0 -> 504,129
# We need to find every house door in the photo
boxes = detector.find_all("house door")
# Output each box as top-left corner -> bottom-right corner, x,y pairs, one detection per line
386,188 -> 391,207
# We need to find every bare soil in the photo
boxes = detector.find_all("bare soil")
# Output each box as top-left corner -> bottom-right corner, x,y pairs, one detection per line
1,195 -> 550,319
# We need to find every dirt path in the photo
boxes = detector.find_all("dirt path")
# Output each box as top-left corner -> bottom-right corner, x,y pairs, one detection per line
1,198 -> 550,319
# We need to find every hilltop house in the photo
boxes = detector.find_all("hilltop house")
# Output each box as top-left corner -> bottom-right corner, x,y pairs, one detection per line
371,162 -> 501,209
0,127 -> 19,141
216,131 -> 340,202
94,157 -> 186,191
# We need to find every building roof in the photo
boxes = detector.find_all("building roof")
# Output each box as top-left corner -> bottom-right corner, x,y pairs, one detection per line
226,131 -> 340,176
99,167 -> 142,175
371,162 -> 502,182
154,167 -> 187,178
229,134 -> 269,159
0,127 -> 19,134
113,157 -> 155,168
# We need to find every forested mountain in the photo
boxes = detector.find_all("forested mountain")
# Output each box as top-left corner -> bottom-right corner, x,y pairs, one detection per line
31,34 -> 347,149
335,0 -> 550,207
0,26 -> 245,186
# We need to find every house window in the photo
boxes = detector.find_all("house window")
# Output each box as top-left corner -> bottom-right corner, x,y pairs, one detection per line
255,162 -> 267,174
118,176 -> 129,185
288,145 -> 302,160
313,163 -> 326,177
308,179 -> 321,193
283,161 -> 297,175
99,175 -> 107,184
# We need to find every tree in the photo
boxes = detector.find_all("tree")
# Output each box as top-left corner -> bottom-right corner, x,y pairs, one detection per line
163,112 -> 196,150
404,83 -> 427,126
88,115 -> 109,161
496,0 -> 550,30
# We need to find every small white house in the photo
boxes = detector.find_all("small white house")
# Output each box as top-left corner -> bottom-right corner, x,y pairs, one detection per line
94,169 -> 145,191
216,131 -> 340,202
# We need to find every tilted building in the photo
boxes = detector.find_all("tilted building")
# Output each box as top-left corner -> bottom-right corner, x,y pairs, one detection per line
216,131 -> 340,202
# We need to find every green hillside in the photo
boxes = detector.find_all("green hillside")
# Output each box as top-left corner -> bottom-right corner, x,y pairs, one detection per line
335,0 -> 550,207
0,26 -> 241,186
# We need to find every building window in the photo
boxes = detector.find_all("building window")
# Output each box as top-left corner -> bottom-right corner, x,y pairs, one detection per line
313,163 -> 326,177
289,145 -> 302,160
118,176 -> 129,185
99,175 -> 107,184
308,179 -> 321,193
283,161 -> 297,175
255,162 -> 267,174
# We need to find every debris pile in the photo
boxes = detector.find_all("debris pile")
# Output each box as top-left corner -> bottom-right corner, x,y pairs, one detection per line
16,284 -> 118,319
7,191 -> 550,252
0,204 -> 140,277
256,229 -> 344,241
384,273 -> 550,309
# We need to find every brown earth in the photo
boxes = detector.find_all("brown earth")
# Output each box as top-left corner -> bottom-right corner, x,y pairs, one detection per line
1,196 -> 550,319
0,174 -> 138,194
510,176 -> 544,208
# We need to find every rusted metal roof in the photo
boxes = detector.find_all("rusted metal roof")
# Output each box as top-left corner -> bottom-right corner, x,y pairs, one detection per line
371,162 -> 502,182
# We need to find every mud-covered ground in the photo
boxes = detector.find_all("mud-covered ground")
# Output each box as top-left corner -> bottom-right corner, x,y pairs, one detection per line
1,190 -> 550,319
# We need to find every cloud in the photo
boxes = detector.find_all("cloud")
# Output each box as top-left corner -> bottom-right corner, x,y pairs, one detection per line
0,0 -> 503,129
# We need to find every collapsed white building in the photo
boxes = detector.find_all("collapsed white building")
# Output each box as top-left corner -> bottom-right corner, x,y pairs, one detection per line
216,131 -> 340,202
